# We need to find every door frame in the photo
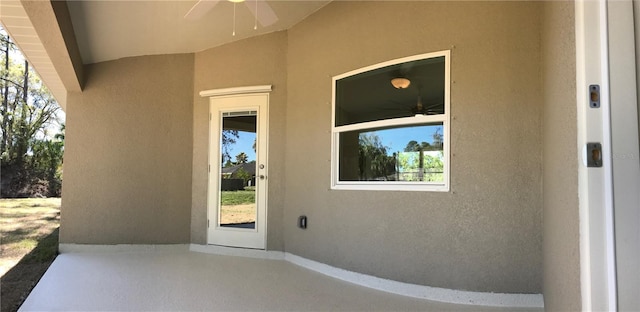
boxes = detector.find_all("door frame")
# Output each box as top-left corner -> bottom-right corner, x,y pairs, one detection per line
575,1 -> 617,310
201,85 -> 271,250
575,0 -> 640,310
608,1 -> 640,310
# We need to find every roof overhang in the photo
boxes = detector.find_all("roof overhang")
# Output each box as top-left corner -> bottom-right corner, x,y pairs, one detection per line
0,0 -> 84,110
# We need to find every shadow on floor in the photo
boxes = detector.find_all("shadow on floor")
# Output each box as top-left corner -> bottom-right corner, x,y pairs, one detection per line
1,228 -> 59,312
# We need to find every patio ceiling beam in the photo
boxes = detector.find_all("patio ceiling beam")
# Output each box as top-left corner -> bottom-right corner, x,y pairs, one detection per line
0,0 -> 85,110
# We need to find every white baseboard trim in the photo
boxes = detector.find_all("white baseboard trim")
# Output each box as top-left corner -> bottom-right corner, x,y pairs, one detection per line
189,244 -> 284,260
59,243 -> 189,254
284,253 -> 544,308
59,243 -> 543,308
187,244 -> 543,308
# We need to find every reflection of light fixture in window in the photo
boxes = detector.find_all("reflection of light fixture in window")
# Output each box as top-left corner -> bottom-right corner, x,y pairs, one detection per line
391,78 -> 411,89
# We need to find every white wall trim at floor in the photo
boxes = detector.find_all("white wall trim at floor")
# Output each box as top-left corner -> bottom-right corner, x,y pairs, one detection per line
189,244 -> 285,260
60,244 -> 543,308
284,253 -> 544,308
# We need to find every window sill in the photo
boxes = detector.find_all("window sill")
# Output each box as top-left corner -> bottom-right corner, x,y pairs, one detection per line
331,183 -> 449,192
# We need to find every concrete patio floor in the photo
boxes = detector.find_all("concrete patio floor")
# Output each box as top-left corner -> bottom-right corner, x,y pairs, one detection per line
20,250 -> 543,311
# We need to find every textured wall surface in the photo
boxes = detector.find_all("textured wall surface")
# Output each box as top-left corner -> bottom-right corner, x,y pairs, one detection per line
540,2 -> 580,310
284,1 -> 543,293
59,1 -> 585,297
191,32 -> 288,249
61,54 -> 194,244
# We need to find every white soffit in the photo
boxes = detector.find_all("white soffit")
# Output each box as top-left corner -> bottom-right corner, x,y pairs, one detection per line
0,0 -> 67,110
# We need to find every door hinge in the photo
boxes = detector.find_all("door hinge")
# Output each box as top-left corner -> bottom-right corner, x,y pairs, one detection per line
208,219 -> 210,228
208,164 -> 210,172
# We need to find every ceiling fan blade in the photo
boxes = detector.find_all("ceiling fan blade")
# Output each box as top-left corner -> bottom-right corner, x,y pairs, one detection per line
245,0 -> 278,27
184,0 -> 221,20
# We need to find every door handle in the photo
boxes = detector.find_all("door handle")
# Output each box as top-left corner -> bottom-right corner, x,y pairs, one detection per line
259,175 -> 266,180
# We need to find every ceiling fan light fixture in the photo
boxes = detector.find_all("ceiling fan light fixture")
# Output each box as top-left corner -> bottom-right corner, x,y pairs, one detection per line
391,77 -> 411,89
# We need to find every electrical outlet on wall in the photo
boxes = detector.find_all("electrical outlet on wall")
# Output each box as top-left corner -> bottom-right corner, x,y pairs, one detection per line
298,216 -> 307,229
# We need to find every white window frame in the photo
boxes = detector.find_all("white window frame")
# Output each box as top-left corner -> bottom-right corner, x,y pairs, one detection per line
331,50 -> 451,192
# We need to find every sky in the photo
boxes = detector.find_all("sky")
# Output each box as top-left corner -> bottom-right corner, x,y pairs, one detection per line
226,130 -> 256,162
367,124 -> 443,154
225,124 -> 442,162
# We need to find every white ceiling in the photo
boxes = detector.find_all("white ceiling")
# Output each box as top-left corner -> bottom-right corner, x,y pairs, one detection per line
67,0 -> 331,64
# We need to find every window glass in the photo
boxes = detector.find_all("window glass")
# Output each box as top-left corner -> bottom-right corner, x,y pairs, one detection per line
332,51 -> 449,191
338,123 -> 444,182
335,56 -> 445,126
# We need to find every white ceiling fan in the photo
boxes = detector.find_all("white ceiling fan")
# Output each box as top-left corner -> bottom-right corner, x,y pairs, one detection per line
185,0 -> 279,30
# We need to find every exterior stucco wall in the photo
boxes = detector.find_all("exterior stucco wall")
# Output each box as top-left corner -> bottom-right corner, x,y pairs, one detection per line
58,1 -> 585,297
284,1 -> 543,293
540,2 -> 581,310
191,32 -> 288,249
61,54 -> 194,244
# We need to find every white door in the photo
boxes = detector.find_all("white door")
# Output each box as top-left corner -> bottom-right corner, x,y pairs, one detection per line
207,93 -> 268,249
577,1 -> 640,309
612,1 -> 640,309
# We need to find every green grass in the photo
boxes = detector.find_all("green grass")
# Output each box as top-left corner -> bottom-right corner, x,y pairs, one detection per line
1,198 -> 60,312
0,198 -> 60,267
21,228 -> 59,263
220,190 -> 255,205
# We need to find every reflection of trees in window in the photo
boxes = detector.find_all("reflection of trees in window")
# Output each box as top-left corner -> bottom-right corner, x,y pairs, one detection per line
397,151 -> 443,182
235,167 -> 252,185
432,129 -> 443,149
235,152 -> 248,164
221,130 -> 239,165
358,133 -> 395,181
331,50 -> 449,190
397,129 -> 444,182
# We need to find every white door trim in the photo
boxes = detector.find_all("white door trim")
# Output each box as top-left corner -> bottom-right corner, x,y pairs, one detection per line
204,90 -> 270,250
575,1 -> 617,310
200,85 -> 272,98
608,0 -> 640,310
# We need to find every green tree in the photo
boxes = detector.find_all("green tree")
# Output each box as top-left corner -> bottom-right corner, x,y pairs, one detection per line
235,152 -> 248,164
358,133 -> 394,180
399,130 -> 444,181
422,152 -> 444,182
234,167 -> 252,186
0,27 -> 64,197
221,129 -> 239,165
404,140 -> 430,152
30,137 -> 64,196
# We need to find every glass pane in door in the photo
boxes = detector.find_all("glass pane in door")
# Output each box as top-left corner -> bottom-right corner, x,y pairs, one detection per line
219,111 -> 257,229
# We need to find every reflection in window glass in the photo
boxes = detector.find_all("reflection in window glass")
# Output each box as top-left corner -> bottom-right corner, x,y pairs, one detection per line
335,56 -> 445,127
219,113 -> 257,229
331,50 -> 449,191
339,123 -> 444,182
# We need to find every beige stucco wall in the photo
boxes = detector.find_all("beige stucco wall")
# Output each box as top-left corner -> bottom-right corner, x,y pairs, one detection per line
59,1 -> 585,297
540,2 -> 581,310
284,1 -> 543,293
191,32 -> 288,249
61,54 -> 194,244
